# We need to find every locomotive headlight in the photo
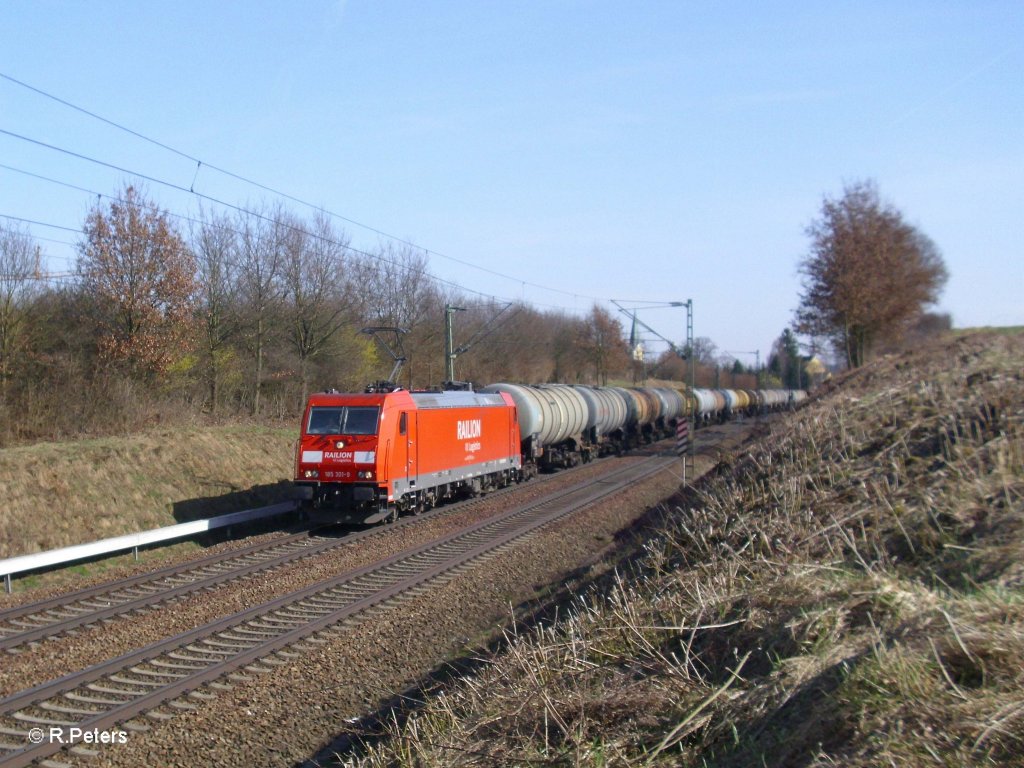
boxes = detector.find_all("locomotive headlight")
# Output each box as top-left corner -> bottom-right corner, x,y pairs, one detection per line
357,470 -> 374,479
335,440 -> 345,449
304,469 -> 319,479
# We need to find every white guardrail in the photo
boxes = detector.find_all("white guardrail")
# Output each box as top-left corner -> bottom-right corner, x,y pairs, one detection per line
1,500 -> 298,593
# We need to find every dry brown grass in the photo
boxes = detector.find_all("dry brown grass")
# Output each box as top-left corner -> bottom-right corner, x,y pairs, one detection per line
349,331 -> 1024,767
0,425 -> 296,559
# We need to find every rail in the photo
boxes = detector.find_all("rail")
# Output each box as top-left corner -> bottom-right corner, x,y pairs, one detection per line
0,455 -> 672,767
0,501 -> 298,593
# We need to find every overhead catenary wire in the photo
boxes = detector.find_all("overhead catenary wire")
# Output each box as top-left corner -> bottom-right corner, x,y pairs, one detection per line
0,130 -> 594,314
0,130 -> 507,301
0,203 -> 576,320
0,71 -> 607,306
0,212 -> 81,234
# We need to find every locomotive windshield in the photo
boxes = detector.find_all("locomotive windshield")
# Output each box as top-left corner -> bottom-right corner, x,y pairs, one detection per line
307,406 -> 380,435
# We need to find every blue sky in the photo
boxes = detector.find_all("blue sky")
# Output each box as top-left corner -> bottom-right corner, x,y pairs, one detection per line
1,1 -> 1021,365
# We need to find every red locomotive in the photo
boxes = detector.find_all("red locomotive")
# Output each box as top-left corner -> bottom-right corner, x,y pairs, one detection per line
294,388 -> 522,524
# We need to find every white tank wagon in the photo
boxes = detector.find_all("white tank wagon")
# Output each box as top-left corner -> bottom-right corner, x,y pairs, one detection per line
652,387 -> 686,420
691,388 -> 723,424
606,386 -> 653,447
607,386 -> 641,429
573,385 -> 629,454
650,386 -> 687,436
720,389 -> 741,421
634,387 -> 668,443
480,382 -> 590,469
605,387 -> 667,447
481,377 -> 811,468
626,387 -> 657,428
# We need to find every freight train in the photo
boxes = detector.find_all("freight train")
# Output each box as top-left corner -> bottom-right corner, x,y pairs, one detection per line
294,382 -> 806,525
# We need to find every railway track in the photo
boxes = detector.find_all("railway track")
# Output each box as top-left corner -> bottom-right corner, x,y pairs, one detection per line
0,424 -> 735,655
0,453 -> 675,767
0,458 -> 588,653
0,530 -> 329,653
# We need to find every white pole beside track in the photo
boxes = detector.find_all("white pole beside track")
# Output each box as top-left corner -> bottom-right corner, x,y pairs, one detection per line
676,420 -> 691,485
0,501 -> 298,593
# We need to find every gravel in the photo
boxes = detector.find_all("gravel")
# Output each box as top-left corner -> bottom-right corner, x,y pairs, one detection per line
1,458 -> 650,696
4,420 -> 762,767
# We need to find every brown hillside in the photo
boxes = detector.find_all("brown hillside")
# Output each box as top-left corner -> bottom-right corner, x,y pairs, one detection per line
354,330 -> 1024,766
0,426 -> 296,559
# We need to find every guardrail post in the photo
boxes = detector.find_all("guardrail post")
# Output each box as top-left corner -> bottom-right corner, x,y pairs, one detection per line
134,546 -> 139,562
4,573 -> 11,594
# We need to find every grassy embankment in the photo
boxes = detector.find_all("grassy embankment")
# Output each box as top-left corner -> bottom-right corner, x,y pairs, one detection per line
0,425 -> 297,562
353,331 -> 1023,767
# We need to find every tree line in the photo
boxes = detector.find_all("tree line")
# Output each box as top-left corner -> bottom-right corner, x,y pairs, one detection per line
0,185 -> 639,445
0,178 -> 949,445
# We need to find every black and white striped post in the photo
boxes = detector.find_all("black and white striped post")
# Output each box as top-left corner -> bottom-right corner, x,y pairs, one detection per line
676,420 -> 690,484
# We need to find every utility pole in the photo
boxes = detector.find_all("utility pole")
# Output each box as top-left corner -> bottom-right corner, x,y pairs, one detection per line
686,299 -> 694,396
444,304 -> 466,383
442,302 -> 516,389
685,299 -> 694,484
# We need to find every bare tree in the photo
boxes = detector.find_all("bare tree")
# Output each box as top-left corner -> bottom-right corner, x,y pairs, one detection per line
795,181 -> 948,368
236,205 -> 288,415
356,243 -> 438,328
0,222 -> 41,404
578,305 -> 630,385
455,302 -> 551,385
504,304 -> 556,382
684,336 -> 718,367
354,243 -> 444,387
546,312 -> 588,383
651,348 -> 687,381
282,212 -> 354,403
191,207 -> 241,413
77,185 -> 197,377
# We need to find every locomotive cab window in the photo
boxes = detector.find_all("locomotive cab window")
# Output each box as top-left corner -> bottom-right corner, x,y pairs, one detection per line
307,406 -> 380,435
399,412 -> 407,435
